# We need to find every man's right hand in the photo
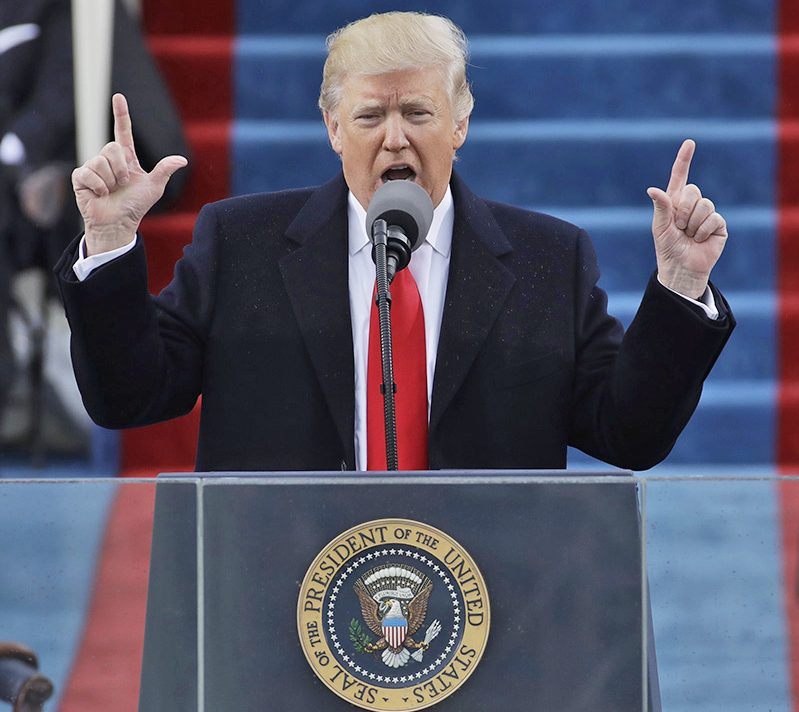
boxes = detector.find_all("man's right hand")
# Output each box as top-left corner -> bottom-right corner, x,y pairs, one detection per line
72,93 -> 188,256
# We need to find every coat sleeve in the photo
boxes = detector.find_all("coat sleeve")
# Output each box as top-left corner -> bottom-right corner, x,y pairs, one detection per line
54,204 -> 220,428
568,229 -> 734,470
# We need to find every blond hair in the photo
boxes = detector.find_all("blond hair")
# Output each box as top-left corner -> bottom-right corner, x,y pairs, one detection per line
319,12 -> 474,123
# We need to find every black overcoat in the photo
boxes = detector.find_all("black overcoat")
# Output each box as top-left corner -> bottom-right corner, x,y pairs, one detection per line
55,172 -> 734,471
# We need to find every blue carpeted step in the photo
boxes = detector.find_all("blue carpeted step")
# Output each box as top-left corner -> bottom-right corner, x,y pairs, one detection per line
569,380 -> 776,465
237,0 -> 774,35
568,208 -> 774,293
235,36 -> 774,121
609,293 -> 775,381
457,128 -> 774,207
232,124 -> 774,207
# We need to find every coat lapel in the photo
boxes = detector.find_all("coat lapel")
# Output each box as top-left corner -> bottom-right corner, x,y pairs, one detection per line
275,172 -> 515,463
430,174 -> 517,433
278,175 -> 355,466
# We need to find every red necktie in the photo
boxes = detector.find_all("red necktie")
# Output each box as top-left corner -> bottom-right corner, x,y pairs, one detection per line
366,268 -> 428,470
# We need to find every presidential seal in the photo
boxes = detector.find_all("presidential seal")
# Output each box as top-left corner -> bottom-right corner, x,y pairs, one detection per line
297,519 -> 490,711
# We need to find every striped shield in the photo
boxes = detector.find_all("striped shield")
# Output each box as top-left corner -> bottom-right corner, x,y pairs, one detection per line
382,619 -> 408,649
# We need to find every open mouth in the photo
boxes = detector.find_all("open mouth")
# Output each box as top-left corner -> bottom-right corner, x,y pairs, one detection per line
381,166 -> 416,183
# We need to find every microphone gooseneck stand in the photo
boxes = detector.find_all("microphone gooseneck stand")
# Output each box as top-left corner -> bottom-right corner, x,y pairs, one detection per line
372,217 -> 399,471
367,179 -> 431,471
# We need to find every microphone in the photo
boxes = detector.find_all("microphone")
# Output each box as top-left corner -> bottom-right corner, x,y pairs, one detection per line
365,180 -> 434,281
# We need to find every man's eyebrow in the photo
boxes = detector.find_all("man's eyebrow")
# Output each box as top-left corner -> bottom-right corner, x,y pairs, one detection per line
349,96 -> 438,116
350,100 -> 384,115
399,96 -> 436,108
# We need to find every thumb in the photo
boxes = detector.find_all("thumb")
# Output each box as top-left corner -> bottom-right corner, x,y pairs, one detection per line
647,186 -> 673,236
149,155 -> 188,189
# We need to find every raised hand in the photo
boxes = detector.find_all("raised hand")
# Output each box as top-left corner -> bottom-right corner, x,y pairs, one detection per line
71,93 -> 188,256
646,140 -> 728,299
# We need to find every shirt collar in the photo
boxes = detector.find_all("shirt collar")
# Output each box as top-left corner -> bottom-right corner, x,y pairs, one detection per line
348,185 -> 454,258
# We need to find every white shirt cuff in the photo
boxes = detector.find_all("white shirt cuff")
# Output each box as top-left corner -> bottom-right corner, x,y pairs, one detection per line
657,276 -> 719,320
73,234 -> 138,281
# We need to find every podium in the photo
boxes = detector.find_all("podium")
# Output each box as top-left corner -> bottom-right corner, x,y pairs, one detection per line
139,471 -> 660,711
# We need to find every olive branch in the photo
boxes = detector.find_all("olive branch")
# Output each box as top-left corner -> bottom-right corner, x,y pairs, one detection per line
349,619 -> 372,653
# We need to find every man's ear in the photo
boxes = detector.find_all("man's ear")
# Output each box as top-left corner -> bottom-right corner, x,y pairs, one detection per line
453,114 -> 470,150
323,111 -> 343,155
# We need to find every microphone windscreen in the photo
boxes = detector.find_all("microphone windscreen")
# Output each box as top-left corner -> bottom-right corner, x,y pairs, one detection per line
365,180 -> 434,248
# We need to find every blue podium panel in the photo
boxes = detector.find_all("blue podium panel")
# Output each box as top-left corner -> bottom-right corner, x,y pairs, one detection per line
140,472 -> 651,712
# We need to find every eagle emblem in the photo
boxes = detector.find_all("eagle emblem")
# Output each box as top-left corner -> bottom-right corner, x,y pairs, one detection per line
351,563 -> 442,668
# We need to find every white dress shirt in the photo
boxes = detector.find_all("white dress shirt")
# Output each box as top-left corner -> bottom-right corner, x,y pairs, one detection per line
348,187 -> 454,470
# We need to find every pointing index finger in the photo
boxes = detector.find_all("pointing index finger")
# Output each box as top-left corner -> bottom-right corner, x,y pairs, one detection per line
112,93 -> 135,151
666,138 -> 696,198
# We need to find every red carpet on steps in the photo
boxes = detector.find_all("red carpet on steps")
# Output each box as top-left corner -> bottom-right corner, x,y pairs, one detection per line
779,0 -> 799,708
120,1 -> 234,475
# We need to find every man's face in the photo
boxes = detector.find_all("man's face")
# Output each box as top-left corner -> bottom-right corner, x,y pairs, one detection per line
323,66 -> 469,210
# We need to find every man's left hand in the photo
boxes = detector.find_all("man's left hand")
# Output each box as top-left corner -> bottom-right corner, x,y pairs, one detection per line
647,139 -> 728,299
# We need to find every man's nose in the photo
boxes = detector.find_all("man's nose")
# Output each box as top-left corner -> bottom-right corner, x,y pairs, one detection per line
382,115 -> 410,152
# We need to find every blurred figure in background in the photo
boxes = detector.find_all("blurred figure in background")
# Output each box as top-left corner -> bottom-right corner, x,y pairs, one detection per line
0,0 -> 189,459
0,0 -> 86,455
